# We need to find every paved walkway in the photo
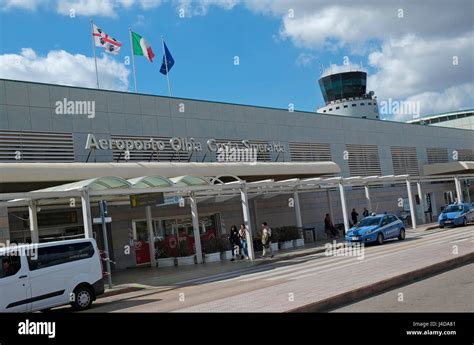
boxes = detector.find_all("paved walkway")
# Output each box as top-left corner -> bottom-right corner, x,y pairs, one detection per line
84,225 -> 473,312
103,223 -> 439,296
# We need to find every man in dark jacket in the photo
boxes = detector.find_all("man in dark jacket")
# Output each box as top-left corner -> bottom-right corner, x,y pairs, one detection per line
351,209 -> 359,226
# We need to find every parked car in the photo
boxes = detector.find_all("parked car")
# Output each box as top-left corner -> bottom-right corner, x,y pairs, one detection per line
438,203 -> 474,228
345,214 -> 405,245
0,238 -> 104,312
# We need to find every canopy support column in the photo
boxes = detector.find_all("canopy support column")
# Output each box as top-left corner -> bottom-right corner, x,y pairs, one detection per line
338,182 -> 349,234
454,176 -> 463,203
406,180 -> 417,230
416,182 -> 426,224
146,206 -> 156,267
241,184 -> 255,260
28,200 -> 39,243
81,188 -> 93,239
294,190 -> 303,229
189,193 -> 203,264
364,184 -> 372,213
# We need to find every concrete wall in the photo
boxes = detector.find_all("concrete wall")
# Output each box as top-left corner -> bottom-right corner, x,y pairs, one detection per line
1,79 -> 473,176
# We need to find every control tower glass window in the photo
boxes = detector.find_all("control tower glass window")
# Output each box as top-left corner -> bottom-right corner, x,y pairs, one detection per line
319,71 -> 367,104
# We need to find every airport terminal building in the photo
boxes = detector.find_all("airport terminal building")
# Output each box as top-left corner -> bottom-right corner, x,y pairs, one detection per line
0,77 -> 473,270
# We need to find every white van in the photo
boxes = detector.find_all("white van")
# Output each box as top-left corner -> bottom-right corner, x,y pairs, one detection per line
0,238 -> 104,312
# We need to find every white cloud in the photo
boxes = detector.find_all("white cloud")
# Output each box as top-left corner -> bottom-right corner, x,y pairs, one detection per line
243,0 -> 473,52
0,0 -> 44,11
56,0 -> 117,17
295,53 -> 316,67
367,34 -> 474,100
0,48 -> 129,91
390,83 -> 474,122
56,0 -> 162,16
175,0 -> 239,17
138,0 -> 161,10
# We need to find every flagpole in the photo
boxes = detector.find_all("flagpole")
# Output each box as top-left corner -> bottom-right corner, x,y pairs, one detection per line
129,27 -> 137,93
161,36 -> 172,97
90,19 -> 100,89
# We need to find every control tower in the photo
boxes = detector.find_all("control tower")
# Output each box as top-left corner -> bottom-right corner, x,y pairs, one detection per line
317,70 -> 379,120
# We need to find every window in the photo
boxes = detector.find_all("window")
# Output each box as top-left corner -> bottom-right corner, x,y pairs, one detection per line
352,104 -> 356,107
323,110 -> 326,112
28,242 -> 94,271
389,216 -> 398,223
391,147 -> 420,176
346,144 -> 382,177
0,253 -> 22,278
358,217 -> 381,227
360,103 -> 365,106
427,148 -> 449,164
0,130 -> 75,162
381,217 -> 390,226
343,105 -> 348,108
289,142 -> 332,162
329,108 -> 333,111
368,102 -> 372,105
336,107 -> 340,110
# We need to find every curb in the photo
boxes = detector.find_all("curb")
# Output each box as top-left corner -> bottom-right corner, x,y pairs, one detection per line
99,286 -> 146,299
286,252 -> 474,313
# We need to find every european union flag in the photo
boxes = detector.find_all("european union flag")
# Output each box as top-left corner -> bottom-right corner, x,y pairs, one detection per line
160,41 -> 175,75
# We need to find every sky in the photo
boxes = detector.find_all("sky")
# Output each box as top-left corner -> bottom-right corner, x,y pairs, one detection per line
0,0 -> 473,121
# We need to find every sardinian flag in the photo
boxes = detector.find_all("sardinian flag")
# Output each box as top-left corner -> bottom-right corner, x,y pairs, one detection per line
92,24 -> 122,55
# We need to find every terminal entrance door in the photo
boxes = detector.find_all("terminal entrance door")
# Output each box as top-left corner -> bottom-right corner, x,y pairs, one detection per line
132,221 -> 153,265
132,214 -> 220,264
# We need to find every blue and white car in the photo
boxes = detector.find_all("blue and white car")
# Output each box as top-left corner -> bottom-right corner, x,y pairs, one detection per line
438,203 -> 474,228
345,214 -> 405,245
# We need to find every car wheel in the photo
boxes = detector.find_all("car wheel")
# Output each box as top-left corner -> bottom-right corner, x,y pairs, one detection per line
439,226 -> 444,229
462,218 -> 467,226
377,233 -> 384,245
71,286 -> 93,311
398,228 -> 406,240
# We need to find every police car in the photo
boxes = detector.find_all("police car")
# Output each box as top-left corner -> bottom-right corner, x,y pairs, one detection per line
438,203 -> 474,228
345,213 -> 405,245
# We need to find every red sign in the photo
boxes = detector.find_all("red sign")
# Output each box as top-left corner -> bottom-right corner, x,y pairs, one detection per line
135,240 -> 150,264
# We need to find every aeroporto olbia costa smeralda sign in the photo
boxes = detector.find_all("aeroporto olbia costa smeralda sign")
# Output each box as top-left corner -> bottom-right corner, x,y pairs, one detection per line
85,133 -> 286,162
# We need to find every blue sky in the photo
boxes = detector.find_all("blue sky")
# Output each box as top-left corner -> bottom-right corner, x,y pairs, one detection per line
0,0 -> 472,119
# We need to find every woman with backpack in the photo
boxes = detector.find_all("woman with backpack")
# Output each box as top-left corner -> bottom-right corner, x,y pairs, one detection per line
261,222 -> 273,258
239,224 -> 249,260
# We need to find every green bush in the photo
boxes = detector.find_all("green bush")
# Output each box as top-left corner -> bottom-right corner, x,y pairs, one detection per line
178,240 -> 190,257
274,226 -> 300,242
202,236 -> 227,254
220,235 -> 233,251
155,239 -> 169,259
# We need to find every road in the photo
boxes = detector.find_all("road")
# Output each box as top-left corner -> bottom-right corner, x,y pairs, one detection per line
76,226 -> 473,312
332,263 -> 474,312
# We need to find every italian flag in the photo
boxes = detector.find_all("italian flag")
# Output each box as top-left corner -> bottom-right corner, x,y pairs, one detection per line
131,31 -> 155,62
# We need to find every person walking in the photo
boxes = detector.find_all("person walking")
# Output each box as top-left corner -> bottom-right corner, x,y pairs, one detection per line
239,224 -> 249,260
228,225 -> 241,261
362,207 -> 369,218
324,213 -> 338,238
261,222 -> 274,258
351,208 -> 359,226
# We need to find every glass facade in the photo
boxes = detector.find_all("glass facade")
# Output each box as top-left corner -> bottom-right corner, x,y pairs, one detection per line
319,71 -> 367,103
